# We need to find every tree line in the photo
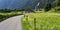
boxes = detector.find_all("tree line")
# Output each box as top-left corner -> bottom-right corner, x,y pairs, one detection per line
44,0 -> 60,12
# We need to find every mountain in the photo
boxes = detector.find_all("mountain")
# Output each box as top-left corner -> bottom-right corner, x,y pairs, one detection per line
22,0 -> 55,9
0,0 -> 55,9
0,0 -> 29,9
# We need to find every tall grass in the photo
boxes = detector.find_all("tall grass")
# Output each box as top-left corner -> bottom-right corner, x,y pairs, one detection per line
22,12 -> 60,30
0,11 -> 23,22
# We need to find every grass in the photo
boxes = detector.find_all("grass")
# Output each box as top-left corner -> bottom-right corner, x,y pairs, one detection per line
22,12 -> 60,30
0,11 -> 23,22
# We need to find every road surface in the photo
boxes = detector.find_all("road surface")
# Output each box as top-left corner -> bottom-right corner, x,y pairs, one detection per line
0,15 -> 23,30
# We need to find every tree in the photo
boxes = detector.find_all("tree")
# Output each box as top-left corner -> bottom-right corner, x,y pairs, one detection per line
44,3 -> 52,12
55,0 -> 60,6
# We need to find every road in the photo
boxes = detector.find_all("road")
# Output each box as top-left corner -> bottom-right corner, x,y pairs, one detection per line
0,15 -> 23,30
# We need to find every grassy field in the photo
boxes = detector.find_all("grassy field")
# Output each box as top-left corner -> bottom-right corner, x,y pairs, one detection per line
0,11 -> 23,22
22,12 -> 60,30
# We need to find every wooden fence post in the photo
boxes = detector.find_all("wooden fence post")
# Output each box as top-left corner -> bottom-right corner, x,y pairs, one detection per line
26,15 -> 28,22
34,18 -> 36,30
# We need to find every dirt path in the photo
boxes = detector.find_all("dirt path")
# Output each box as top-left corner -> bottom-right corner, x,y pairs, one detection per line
0,15 -> 23,30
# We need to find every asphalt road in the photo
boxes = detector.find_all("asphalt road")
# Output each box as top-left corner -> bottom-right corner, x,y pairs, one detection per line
0,15 -> 23,30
